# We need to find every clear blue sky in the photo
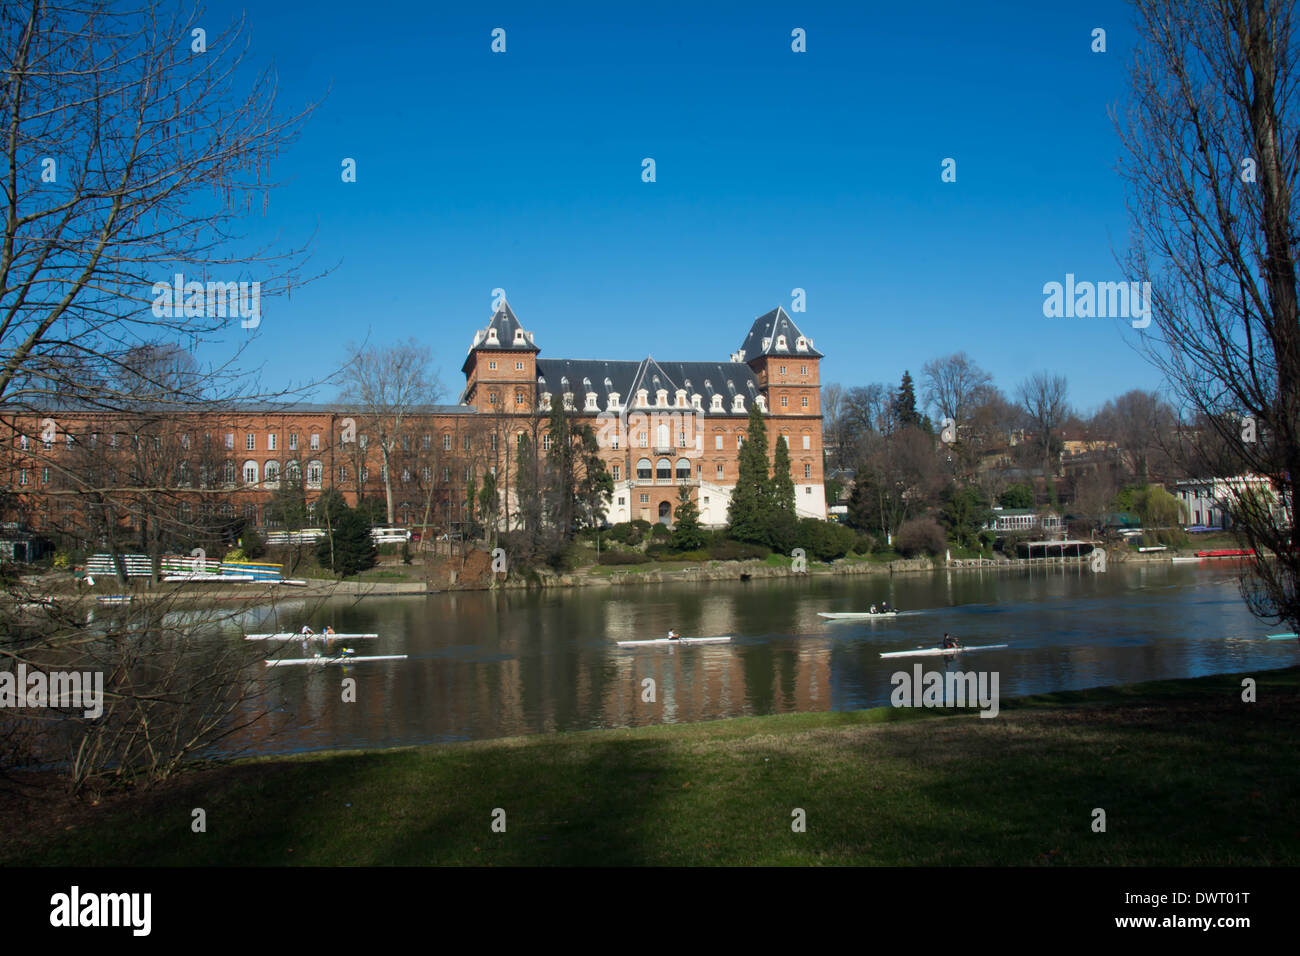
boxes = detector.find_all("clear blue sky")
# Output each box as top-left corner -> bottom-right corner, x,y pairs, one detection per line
200,0 -> 1156,415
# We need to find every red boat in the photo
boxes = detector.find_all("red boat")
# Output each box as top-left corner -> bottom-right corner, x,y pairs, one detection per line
1194,549 -> 1256,558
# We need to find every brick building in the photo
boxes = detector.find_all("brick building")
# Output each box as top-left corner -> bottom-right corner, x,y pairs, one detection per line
3,302 -> 826,544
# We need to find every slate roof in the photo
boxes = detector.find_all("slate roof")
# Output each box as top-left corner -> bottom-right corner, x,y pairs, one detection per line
535,357 -> 762,416
735,306 -> 823,361
460,301 -> 538,373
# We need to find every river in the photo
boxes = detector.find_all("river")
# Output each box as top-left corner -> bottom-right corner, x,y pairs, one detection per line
220,562 -> 1299,757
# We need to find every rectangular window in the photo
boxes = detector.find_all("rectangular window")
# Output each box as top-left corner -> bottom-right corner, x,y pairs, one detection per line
19,469 -> 27,486
361,466 -> 369,482
679,430 -> 687,447
422,466 -> 431,482
311,433 -> 320,450
338,465 -> 348,482
443,434 -> 452,451
517,432 -> 526,447
442,467 -> 450,483
516,361 -> 524,370
515,390 -> 525,405
289,433 -> 299,450
803,435 -> 811,450
41,466 -> 49,484
804,464 -> 811,478
781,396 -> 788,407
715,435 -> 723,450
225,433 -> 234,449
802,396 -> 809,408
612,464 -> 621,480
359,434 -> 368,450
66,433 -> 74,449
490,433 -> 498,451
717,465 -> 724,479
639,432 -> 648,448
463,435 -> 470,451
640,494 -> 649,504
244,463 -> 257,483
246,433 -> 256,450
779,365 -> 786,375
489,360 -> 497,370
489,392 -> 498,405
464,467 -> 471,482
19,434 -> 28,450
800,366 -> 807,375
737,436 -> 744,448
422,434 -> 431,450
617,496 -> 625,506
268,433 -> 277,451
543,434 -> 552,451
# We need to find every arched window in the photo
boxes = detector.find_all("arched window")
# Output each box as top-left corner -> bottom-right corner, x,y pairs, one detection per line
242,460 -> 259,485
656,424 -> 669,449
306,460 -> 323,486
242,503 -> 258,524
265,460 -> 280,484
285,460 -> 301,482
656,458 -> 672,480
676,458 -> 690,480
636,457 -> 652,480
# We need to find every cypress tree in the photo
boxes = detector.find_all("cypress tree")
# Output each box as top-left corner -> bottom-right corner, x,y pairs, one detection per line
671,482 -> 705,551
895,371 -> 920,428
727,400 -> 772,544
768,433 -> 798,551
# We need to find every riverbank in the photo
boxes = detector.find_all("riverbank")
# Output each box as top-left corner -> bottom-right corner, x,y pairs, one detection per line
4,665 -> 1296,866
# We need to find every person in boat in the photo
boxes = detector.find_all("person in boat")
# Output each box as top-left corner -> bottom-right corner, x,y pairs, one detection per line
300,625 -> 315,635
879,601 -> 891,613
668,629 -> 680,641
942,633 -> 960,650
323,625 -> 336,635
869,604 -> 878,614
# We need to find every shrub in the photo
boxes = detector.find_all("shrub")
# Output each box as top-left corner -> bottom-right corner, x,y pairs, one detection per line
645,543 -> 673,560
240,528 -> 266,560
607,522 -> 644,546
223,547 -> 247,562
794,518 -> 858,561
895,516 -> 947,558
852,534 -> 875,556
52,551 -> 69,569
672,549 -> 710,562
650,523 -> 671,539
598,550 -> 650,565
708,538 -> 770,561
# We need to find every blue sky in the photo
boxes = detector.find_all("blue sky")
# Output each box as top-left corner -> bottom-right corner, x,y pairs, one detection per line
199,0 -> 1157,414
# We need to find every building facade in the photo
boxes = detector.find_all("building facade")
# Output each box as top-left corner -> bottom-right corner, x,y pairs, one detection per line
3,303 -> 827,543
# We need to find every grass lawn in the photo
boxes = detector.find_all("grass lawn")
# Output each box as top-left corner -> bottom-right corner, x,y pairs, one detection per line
4,667 -> 1297,866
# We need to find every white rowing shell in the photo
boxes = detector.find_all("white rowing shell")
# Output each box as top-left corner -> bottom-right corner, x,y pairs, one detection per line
616,637 -> 733,647
265,654 -> 407,667
818,612 -> 898,619
245,633 -> 380,641
879,644 -> 1009,659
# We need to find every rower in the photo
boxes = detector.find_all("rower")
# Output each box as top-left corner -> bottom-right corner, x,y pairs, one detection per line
880,601 -> 890,613
942,633 -> 960,650
668,629 -> 680,641
300,625 -> 315,636
870,604 -> 878,614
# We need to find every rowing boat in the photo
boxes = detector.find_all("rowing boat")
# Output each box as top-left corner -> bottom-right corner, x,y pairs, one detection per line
616,636 -> 732,647
245,633 -> 379,641
879,643 -> 1008,659
1267,633 -> 1299,640
818,611 -> 898,620
265,654 -> 407,667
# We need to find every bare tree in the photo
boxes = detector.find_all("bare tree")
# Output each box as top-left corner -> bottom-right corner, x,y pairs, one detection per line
1,1 -> 320,793
1095,388 -> 1176,483
1017,372 -> 1070,477
1118,0 -> 1300,628
922,352 -> 993,428
338,340 -> 442,525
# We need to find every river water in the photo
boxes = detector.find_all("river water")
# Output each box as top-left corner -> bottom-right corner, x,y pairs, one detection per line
222,562 -> 1299,757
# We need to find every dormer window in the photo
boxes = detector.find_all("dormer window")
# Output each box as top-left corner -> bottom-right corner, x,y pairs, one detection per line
656,389 -> 668,407
514,329 -> 526,343
487,328 -> 498,343
584,392 -> 598,411
636,389 -> 649,406
711,395 -> 723,411
796,337 -> 808,351
675,389 -> 687,407
541,391 -> 552,406
756,396 -> 768,413
607,392 -> 621,410
776,335 -> 787,350
691,394 -> 702,410
762,338 -> 772,350
563,392 -> 575,410
732,395 -> 745,412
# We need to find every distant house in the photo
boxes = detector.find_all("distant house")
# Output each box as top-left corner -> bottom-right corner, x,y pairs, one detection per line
1172,475 -> 1291,531
985,507 -> 1065,535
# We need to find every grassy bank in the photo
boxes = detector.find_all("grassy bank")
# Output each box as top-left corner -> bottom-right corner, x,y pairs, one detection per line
4,667 -> 1298,866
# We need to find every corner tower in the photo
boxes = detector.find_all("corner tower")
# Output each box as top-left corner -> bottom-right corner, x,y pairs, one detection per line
460,301 -> 540,413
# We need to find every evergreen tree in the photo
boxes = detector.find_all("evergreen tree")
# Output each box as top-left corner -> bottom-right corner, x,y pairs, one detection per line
315,504 -> 376,577
575,425 -> 614,528
727,401 -> 772,544
671,482 -> 706,551
768,434 -> 799,551
895,371 -> 920,428
477,470 -> 498,535
545,393 -> 576,537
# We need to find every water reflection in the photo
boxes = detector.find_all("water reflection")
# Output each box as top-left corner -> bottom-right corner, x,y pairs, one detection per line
217,563 -> 1298,757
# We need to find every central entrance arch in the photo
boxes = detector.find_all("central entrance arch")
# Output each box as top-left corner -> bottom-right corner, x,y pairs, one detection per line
658,501 -> 671,525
